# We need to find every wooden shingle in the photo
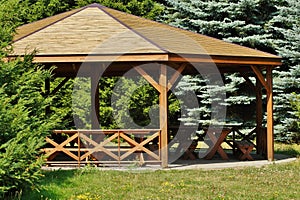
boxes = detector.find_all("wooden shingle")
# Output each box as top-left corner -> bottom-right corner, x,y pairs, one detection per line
11,3 -> 281,66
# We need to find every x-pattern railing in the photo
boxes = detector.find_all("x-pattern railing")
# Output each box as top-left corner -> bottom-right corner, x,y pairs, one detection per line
43,129 -> 161,166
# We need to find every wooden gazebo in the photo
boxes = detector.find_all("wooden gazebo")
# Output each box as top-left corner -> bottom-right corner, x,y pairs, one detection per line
10,3 -> 281,167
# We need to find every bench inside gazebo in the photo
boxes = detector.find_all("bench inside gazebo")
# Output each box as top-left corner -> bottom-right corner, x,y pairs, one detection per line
10,3 -> 281,168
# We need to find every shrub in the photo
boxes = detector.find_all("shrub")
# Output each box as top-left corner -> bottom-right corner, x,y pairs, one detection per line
0,55 -> 61,196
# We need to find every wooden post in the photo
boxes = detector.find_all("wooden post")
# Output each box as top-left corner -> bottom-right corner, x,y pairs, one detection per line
78,131 -> 81,167
159,65 -> 168,168
91,66 -> 100,129
251,65 -> 274,160
266,66 -> 274,161
135,65 -> 171,167
255,78 -> 263,155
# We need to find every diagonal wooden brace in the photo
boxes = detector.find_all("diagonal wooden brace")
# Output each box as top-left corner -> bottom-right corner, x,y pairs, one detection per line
119,132 -> 160,161
79,133 -> 119,161
45,133 -> 79,161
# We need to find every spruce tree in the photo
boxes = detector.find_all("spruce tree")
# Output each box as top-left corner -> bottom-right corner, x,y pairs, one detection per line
161,0 -> 299,143
0,0 -> 64,195
159,0 -> 278,128
268,0 -> 300,143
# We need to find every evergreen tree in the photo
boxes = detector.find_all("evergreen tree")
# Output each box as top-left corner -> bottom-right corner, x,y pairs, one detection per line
159,0 -> 276,51
161,0 -> 299,143
158,0 -> 276,128
0,0 -> 64,195
268,0 -> 300,143
16,0 -> 163,23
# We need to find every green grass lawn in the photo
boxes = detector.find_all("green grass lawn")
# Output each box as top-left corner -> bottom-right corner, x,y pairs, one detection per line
21,143 -> 300,200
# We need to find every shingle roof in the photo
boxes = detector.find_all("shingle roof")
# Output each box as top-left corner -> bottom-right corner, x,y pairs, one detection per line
11,3 -> 281,66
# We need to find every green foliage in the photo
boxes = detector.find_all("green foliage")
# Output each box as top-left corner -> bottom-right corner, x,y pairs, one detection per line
0,127 -> 46,196
50,77 -> 75,129
16,0 -> 74,23
0,0 -> 23,56
13,0 -> 163,24
0,1 -> 65,196
0,55 -> 63,196
158,0 -> 275,129
273,66 -> 300,143
76,0 -> 164,19
99,77 -> 119,128
175,75 -> 212,126
112,77 -> 159,128
268,0 -> 300,142
291,93 -> 300,122
72,76 -> 179,130
175,74 -> 255,127
159,0 -> 276,52
160,0 -> 300,143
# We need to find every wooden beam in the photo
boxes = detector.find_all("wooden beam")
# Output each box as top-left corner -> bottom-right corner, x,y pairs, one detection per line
135,66 -> 162,93
167,63 -> 186,91
169,54 -> 282,66
50,77 -> 70,95
251,66 -> 270,93
6,53 -> 281,67
266,66 -> 274,161
159,65 -> 168,168
8,54 -> 169,63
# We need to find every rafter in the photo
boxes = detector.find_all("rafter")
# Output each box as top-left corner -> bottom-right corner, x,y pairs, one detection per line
167,63 -> 186,91
135,66 -> 161,93
251,65 -> 270,93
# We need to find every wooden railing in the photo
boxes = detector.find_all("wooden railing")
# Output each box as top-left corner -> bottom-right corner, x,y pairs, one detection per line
170,125 -> 267,159
42,129 -> 161,166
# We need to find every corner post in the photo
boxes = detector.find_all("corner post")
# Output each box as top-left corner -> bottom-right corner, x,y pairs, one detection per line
266,66 -> 274,161
159,65 -> 168,168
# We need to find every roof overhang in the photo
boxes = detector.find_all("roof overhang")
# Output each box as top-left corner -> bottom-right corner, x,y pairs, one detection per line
7,53 -> 282,66
7,3 -> 282,77
5,52 -> 281,77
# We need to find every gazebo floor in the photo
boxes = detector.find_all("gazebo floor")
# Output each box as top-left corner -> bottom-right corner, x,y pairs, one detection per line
169,153 -> 295,170
42,153 -> 295,171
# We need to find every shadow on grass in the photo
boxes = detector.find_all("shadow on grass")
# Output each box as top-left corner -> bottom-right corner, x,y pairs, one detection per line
21,169 -> 78,200
274,143 -> 300,157
275,149 -> 299,157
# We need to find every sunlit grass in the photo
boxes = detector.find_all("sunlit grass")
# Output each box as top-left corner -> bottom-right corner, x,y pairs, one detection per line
21,143 -> 300,200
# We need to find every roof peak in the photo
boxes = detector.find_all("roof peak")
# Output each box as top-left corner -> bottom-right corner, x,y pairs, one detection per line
85,3 -> 105,8
11,3 -> 281,65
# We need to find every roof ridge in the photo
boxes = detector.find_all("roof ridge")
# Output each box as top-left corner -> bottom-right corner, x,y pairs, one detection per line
96,5 -> 168,53
13,7 -> 85,42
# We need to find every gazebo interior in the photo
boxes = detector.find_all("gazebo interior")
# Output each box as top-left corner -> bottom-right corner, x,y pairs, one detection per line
10,3 -> 282,167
